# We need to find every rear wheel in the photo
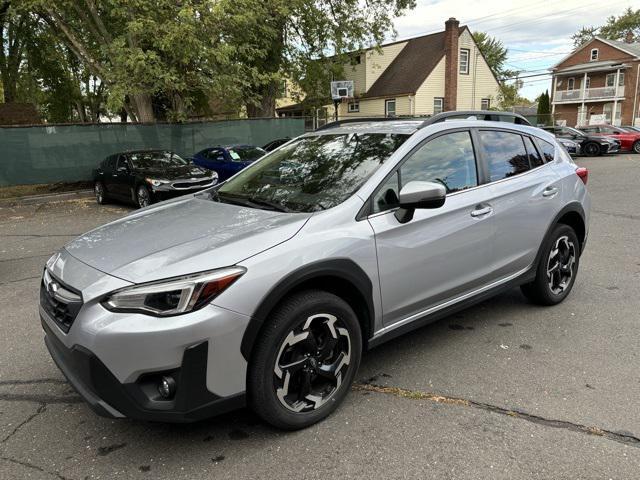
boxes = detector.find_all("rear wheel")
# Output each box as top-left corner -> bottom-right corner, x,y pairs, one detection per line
136,185 -> 152,208
94,181 -> 107,204
521,224 -> 580,305
248,290 -> 362,430
582,142 -> 600,157
633,140 -> 640,154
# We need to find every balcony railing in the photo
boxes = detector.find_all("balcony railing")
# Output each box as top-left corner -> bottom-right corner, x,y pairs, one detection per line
554,86 -> 625,102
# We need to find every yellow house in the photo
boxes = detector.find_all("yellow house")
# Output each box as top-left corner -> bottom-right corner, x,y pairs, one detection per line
278,18 -> 501,120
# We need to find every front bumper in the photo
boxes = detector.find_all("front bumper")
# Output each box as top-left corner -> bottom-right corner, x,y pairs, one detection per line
42,318 -> 245,422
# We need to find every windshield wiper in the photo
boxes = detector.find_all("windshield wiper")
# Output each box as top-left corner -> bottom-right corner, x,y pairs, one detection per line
246,197 -> 294,213
215,192 -> 293,213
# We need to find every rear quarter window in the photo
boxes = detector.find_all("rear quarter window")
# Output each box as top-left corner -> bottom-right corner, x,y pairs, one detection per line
538,139 -> 555,163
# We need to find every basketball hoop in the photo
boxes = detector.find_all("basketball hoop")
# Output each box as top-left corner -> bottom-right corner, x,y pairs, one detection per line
330,80 -> 354,101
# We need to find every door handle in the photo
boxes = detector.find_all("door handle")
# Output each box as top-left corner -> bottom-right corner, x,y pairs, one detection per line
542,187 -> 559,197
471,206 -> 493,217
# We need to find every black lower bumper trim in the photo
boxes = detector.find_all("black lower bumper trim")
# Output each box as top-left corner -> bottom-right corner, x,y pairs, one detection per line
42,318 -> 245,423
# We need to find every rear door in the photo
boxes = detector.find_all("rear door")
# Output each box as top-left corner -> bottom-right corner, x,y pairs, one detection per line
368,129 -> 496,327
481,129 -> 564,278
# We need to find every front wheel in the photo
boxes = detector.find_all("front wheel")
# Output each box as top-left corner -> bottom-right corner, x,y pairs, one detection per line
521,224 -> 580,305
248,290 -> 362,430
94,181 -> 107,204
582,142 -> 601,157
136,185 -> 152,209
633,140 -> 640,154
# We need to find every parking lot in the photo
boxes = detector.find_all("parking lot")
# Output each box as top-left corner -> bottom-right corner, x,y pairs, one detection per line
1,154 -> 639,479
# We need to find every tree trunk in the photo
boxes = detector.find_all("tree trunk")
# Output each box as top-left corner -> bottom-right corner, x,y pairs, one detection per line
247,81 -> 277,118
119,108 -> 127,122
131,93 -> 155,122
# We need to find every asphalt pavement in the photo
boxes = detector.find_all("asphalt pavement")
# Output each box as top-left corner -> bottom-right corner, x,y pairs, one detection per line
1,154 -> 639,479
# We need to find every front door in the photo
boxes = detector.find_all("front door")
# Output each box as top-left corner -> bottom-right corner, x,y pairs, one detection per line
368,130 -> 496,327
111,155 -> 133,199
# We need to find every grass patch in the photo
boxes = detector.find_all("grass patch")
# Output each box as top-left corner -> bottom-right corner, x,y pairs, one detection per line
0,181 -> 92,200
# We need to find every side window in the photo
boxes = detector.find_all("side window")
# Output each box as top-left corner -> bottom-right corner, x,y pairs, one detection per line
524,137 -> 544,167
400,131 -> 478,194
371,131 -> 478,214
478,130 -> 531,181
115,155 -> 129,171
538,139 -> 555,163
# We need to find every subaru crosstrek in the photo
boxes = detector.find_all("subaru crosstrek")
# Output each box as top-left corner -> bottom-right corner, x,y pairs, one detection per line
40,114 -> 590,430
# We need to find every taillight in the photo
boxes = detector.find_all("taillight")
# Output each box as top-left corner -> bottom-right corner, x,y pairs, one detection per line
576,167 -> 588,185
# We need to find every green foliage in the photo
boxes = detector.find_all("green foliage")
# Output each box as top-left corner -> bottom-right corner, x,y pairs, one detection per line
572,7 -> 640,47
472,31 -> 517,80
537,90 -> 551,125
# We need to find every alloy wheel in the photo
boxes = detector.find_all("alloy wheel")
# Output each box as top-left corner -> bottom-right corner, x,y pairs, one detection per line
95,182 -> 104,203
584,143 -> 599,156
634,142 -> 640,154
274,313 -> 351,413
137,186 -> 150,208
547,235 -> 576,295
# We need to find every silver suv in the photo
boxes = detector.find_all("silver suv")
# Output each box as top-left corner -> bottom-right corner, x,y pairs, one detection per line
40,115 -> 590,429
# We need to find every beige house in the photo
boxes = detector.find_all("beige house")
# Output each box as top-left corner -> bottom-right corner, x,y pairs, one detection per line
277,18 -> 501,120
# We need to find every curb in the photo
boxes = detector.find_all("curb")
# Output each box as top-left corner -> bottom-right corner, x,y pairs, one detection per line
0,189 -> 93,207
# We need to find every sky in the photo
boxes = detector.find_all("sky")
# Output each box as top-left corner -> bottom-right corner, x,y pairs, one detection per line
389,0 -> 638,102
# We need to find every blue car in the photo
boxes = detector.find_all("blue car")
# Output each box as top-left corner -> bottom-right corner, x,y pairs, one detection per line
192,145 -> 266,181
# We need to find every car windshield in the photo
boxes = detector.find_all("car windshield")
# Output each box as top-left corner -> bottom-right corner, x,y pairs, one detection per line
563,127 -> 585,138
228,147 -> 266,162
129,151 -> 188,169
214,133 -> 409,212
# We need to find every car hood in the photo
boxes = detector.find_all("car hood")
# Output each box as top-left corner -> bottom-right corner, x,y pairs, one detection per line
64,196 -> 312,283
134,165 -> 212,180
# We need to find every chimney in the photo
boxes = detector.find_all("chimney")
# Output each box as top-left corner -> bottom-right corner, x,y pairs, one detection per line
625,30 -> 634,44
444,17 -> 460,111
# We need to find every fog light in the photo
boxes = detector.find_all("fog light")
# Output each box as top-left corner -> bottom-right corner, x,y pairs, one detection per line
158,376 -> 176,399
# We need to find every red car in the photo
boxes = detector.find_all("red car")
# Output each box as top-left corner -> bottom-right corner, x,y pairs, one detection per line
578,125 -> 640,153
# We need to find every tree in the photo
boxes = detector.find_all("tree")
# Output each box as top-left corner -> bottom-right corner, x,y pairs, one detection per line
24,0 -> 251,122
572,7 -> 640,47
0,2 -> 30,103
537,90 -> 551,125
221,0 -> 416,117
472,31 -> 517,80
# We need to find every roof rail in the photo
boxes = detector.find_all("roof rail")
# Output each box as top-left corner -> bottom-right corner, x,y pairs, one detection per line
419,110 -> 532,128
315,116 -> 428,132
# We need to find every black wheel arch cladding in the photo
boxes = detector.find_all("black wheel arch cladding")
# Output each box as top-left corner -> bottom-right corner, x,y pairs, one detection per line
240,258 -> 375,361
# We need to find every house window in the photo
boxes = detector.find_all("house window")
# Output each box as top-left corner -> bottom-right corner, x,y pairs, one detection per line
433,97 -> 444,114
459,48 -> 470,74
606,73 -> 615,87
350,54 -> 361,66
481,98 -> 490,110
348,101 -> 360,113
590,49 -> 598,61
279,80 -> 288,97
618,72 -> 625,86
585,77 -> 590,89
567,78 -> 575,90
385,99 -> 396,117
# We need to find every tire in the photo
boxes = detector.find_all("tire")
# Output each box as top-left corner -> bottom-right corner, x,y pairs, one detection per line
94,181 -> 107,205
521,224 -> 580,306
135,184 -> 152,209
248,290 -> 362,430
633,140 -> 640,154
582,142 -> 600,157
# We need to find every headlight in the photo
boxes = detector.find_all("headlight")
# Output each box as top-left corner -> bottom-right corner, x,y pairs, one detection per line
145,178 -> 169,187
102,267 -> 246,316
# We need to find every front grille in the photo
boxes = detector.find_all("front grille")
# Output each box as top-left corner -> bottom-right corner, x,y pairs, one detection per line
40,270 -> 83,333
172,179 -> 213,189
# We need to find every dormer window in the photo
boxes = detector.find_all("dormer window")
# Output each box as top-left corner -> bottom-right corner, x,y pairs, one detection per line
590,48 -> 598,61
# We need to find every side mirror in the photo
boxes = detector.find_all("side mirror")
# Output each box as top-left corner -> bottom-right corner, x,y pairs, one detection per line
394,181 -> 446,223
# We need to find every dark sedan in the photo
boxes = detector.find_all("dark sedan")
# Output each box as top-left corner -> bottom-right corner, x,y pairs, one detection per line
541,126 -> 620,156
93,150 -> 218,208
192,144 -> 266,182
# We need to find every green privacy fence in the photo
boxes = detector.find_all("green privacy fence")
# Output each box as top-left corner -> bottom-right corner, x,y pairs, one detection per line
0,118 -> 305,186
